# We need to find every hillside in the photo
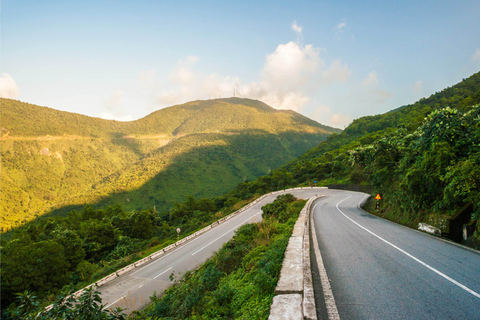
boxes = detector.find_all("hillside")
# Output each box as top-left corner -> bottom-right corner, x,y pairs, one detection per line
225,71 -> 480,246
0,98 -> 340,231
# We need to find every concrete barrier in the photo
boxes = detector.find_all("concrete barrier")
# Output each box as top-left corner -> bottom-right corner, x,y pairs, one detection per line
269,294 -> 303,320
419,223 -> 442,236
269,195 -> 324,320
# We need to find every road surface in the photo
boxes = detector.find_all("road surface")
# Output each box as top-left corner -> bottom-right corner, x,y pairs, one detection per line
311,190 -> 480,319
98,188 -> 324,313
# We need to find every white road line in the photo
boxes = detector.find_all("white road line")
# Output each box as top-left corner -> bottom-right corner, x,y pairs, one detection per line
191,211 -> 262,256
129,211 -> 262,276
105,295 -> 125,309
129,250 -> 177,276
336,196 -> 480,299
153,267 -> 173,280
312,201 -> 341,320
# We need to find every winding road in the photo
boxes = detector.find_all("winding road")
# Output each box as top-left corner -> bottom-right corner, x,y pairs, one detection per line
99,188 -> 480,318
311,190 -> 480,319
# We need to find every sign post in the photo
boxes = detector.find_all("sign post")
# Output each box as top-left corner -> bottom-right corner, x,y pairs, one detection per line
375,194 -> 382,212
314,180 -> 317,187
176,228 -> 181,241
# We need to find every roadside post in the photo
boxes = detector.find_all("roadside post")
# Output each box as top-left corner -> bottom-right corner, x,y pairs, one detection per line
176,228 -> 181,241
375,193 -> 382,212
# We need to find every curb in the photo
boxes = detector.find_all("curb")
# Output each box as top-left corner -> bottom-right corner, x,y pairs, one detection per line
269,195 -> 324,320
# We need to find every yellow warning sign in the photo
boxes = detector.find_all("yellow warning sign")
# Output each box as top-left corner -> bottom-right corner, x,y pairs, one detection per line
375,194 -> 382,200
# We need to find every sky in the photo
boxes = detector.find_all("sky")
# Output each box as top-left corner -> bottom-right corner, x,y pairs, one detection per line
1,1 -> 479,128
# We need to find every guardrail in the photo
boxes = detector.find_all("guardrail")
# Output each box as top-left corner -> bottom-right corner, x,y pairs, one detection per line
45,187 -> 327,311
269,195 -> 324,320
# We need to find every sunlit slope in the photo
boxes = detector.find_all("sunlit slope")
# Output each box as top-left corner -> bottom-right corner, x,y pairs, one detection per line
0,98 -> 340,230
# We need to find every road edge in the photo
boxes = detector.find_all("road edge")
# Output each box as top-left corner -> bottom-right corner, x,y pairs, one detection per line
310,199 -> 341,320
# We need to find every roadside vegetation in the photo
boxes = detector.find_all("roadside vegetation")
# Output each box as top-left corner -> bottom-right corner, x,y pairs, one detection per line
0,193 -> 261,312
129,194 -> 304,320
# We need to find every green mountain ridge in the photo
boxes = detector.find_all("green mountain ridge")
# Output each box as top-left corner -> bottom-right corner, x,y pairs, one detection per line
1,97 -> 335,138
0,98 -> 340,231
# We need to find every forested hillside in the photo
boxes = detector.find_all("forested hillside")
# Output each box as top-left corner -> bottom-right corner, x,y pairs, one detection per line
0,98 -> 339,231
223,71 -> 480,245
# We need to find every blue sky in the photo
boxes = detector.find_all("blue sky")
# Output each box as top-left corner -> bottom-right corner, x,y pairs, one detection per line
1,0 -> 479,128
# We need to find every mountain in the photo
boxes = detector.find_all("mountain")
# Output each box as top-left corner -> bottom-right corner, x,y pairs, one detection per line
0,98 -> 340,231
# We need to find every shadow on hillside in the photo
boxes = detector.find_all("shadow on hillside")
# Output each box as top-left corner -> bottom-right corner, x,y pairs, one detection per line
13,131 -> 331,230
110,132 -> 145,157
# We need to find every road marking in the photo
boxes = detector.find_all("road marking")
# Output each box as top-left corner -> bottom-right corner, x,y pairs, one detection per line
129,211 -> 262,276
105,295 -> 125,309
191,211 -> 262,256
336,196 -> 480,300
129,250 -> 177,276
312,201 -> 341,320
153,267 -> 173,279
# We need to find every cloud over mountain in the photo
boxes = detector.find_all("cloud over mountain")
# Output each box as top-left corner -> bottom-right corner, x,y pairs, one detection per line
0,73 -> 20,99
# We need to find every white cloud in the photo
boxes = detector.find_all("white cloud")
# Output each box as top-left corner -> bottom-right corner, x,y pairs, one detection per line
361,71 -> 379,88
472,48 -> 480,64
335,19 -> 347,33
145,24 -> 352,117
261,41 -> 321,90
292,20 -> 302,35
241,82 -> 309,112
98,112 -> 134,122
0,73 -> 21,98
414,80 -> 423,94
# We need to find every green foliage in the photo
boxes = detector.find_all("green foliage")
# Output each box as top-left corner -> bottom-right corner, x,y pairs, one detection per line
5,287 -> 126,320
130,196 -> 305,320
2,239 -> 70,300
350,105 -> 480,235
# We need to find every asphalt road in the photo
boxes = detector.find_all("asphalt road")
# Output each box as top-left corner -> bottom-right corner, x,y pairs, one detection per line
312,190 -> 480,320
98,188 -> 324,314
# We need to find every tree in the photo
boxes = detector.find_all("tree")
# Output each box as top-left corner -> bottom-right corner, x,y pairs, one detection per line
1,240 -> 69,305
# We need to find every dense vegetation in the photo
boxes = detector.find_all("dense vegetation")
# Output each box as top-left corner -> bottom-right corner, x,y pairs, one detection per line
4,287 -> 126,320
130,194 -> 304,320
1,97 -> 339,231
1,190 -> 262,310
352,106 -> 479,230
1,193 -> 303,318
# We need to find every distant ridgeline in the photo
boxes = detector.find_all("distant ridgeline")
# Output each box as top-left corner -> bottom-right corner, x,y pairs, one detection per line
0,97 -> 340,231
